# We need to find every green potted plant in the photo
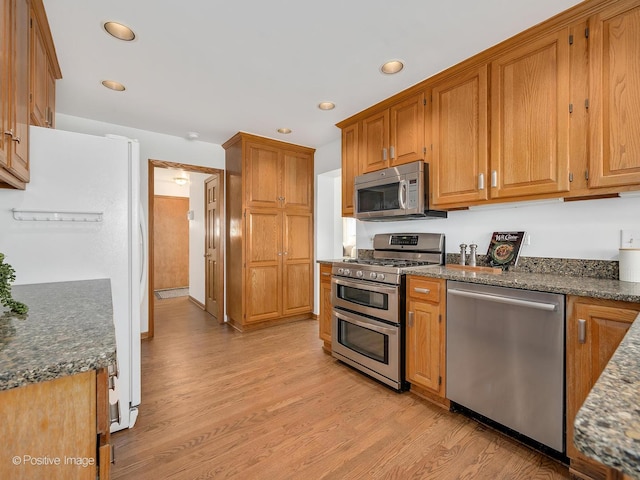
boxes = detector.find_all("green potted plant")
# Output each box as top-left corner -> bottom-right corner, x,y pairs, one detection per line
0,253 -> 28,315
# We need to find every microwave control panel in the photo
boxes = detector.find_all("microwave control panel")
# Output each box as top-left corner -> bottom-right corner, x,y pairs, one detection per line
407,178 -> 418,209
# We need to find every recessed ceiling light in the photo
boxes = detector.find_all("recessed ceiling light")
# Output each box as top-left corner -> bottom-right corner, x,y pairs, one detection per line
318,102 -> 335,111
380,60 -> 404,75
103,21 -> 136,41
101,80 -> 125,91
277,128 -> 292,134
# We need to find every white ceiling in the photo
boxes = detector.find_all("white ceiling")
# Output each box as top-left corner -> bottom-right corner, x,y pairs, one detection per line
43,0 -> 583,150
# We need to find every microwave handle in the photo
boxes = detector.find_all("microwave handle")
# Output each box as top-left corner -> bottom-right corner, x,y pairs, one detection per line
398,180 -> 407,209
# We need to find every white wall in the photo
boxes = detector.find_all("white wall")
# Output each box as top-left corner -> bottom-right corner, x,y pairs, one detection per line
356,194 -> 640,261
56,114 -> 225,333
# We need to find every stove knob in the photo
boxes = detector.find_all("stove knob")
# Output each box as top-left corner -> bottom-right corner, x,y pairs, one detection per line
378,273 -> 385,281
356,270 -> 364,278
337,268 -> 344,275
369,272 -> 378,280
343,269 -> 351,276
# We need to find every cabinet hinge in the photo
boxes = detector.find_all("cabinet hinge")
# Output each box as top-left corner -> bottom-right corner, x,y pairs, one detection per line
438,314 -> 442,323
430,144 -> 433,151
569,172 -> 574,182
585,99 -> 589,110
438,376 -> 442,386
423,147 -> 427,154
569,103 -> 573,114
585,27 -> 590,38
569,34 -> 574,45
423,98 -> 427,106
585,169 -> 589,181
30,18 -> 32,28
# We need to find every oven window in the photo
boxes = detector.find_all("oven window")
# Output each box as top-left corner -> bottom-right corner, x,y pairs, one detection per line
357,182 -> 401,213
336,284 -> 388,310
337,318 -> 388,364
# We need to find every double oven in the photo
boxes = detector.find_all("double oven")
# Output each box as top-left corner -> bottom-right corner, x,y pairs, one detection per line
331,233 -> 445,391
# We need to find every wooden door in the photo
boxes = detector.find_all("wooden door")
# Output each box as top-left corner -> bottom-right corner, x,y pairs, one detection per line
29,4 -> 48,127
245,209 -> 281,323
431,66 -> 489,207
282,211 -> 313,316
153,196 -> 189,290
389,92 -> 425,166
245,142 -> 280,208
588,2 -> 640,188
360,109 -> 389,173
341,122 -> 359,216
205,174 -> 224,323
566,297 -> 640,467
490,29 -> 570,199
10,0 -> 29,182
282,149 -> 312,210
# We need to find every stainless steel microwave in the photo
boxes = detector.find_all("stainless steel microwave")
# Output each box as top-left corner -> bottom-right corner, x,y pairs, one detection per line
354,160 -> 447,221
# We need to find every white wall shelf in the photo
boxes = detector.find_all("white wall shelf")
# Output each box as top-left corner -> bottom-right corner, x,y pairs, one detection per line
11,209 -> 104,222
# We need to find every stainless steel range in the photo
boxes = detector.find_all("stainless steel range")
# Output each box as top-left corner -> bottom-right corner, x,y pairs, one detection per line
331,233 -> 445,390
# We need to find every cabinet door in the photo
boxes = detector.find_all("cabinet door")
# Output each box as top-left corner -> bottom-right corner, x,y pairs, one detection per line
245,209 -> 281,323
490,29 -> 570,199
282,149 -> 312,210
406,298 -> 442,393
430,66 -> 489,207
282,212 -> 313,316
588,3 -> 640,188
319,265 -> 332,345
566,298 -> 640,466
361,109 -> 389,173
0,0 -> 10,170
245,142 -> 281,209
30,7 -> 48,127
389,92 -> 425,166
10,0 -> 29,182
341,122 -> 359,216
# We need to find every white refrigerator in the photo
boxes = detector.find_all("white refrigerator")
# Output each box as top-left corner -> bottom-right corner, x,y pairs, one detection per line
0,126 -> 145,432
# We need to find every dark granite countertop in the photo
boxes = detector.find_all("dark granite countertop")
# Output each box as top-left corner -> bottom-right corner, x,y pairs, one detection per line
403,265 -> 640,303
574,313 -> 640,479
0,279 -> 117,391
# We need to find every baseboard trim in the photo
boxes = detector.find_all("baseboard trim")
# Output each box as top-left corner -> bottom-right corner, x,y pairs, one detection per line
189,296 -> 205,310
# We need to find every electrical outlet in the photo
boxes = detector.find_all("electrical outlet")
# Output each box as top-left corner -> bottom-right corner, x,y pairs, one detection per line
620,229 -> 640,248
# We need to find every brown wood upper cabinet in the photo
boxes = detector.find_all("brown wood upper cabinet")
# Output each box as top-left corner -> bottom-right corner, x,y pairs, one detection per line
429,65 -> 489,207
0,0 -> 30,189
490,29 -> 571,199
30,0 -> 61,129
587,1 -> 640,189
360,91 -> 426,174
245,141 -> 313,211
341,122 -> 359,216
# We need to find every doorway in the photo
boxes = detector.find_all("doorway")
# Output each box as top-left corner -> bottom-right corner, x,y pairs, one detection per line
148,159 -> 225,339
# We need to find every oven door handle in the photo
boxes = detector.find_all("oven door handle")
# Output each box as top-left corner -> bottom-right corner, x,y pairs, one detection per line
333,309 -> 398,336
332,277 -> 398,296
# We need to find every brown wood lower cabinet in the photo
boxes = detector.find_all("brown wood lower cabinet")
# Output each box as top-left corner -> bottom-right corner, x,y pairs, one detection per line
566,296 -> 640,480
318,263 -> 332,352
0,368 -> 110,479
405,276 -> 449,408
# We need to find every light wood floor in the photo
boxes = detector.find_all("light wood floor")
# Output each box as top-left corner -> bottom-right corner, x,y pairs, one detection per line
111,297 -> 571,480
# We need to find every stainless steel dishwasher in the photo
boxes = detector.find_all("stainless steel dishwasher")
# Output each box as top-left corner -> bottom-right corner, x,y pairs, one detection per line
446,280 -> 565,454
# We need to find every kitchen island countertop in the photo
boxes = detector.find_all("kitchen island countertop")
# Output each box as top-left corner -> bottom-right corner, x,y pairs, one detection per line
0,279 -> 117,391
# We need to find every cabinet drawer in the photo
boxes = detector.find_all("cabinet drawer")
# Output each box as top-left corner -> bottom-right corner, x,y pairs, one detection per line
407,277 -> 441,303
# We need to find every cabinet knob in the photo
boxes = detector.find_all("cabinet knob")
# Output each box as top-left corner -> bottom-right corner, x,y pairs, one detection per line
382,148 -> 388,161
414,287 -> 431,295
408,311 -> 414,327
578,318 -> 587,344
491,170 -> 498,188
390,146 -> 395,159
478,173 -> 485,190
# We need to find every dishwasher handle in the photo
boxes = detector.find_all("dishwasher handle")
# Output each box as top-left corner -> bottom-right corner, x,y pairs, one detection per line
448,288 -> 558,311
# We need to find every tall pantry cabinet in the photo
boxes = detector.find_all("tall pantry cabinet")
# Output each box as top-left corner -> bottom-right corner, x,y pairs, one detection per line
224,132 -> 315,331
